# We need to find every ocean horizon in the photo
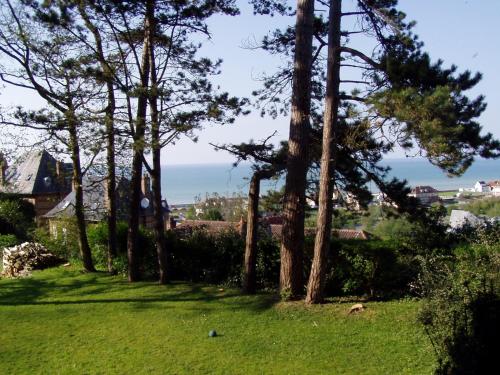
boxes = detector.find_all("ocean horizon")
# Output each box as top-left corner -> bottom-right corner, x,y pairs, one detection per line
161,158 -> 500,205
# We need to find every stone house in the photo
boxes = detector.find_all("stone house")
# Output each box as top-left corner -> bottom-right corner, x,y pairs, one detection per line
408,185 -> 440,205
0,150 -> 72,222
43,173 -> 171,238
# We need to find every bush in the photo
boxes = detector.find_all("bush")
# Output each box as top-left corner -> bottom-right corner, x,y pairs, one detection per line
416,229 -> 500,374
32,218 -> 79,260
323,239 -> 417,298
168,227 -> 244,285
87,221 -> 156,277
0,196 -> 35,239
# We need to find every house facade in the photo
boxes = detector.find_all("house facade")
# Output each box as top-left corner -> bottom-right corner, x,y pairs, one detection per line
43,173 -> 171,237
0,150 -> 72,222
474,181 -> 491,193
408,185 -> 440,205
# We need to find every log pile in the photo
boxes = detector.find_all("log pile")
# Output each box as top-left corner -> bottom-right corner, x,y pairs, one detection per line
1,242 -> 63,278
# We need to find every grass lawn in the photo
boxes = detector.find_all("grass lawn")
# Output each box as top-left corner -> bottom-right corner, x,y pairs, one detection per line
0,267 -> 435,374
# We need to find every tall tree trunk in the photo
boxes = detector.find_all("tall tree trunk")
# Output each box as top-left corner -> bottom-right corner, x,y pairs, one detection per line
127,2 -> 152,282
78,3 -> 118,274
148,6 -> 169,285
306,0 -> 342,304
243,172 -> 260,294
68,112 -> 95,272
279,0 -> 315,299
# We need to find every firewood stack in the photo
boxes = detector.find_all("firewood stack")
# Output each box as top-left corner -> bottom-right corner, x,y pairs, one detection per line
1,242 -> 63,278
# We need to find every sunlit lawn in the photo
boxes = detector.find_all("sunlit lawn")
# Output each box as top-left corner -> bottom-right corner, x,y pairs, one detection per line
0,267 -> 435,374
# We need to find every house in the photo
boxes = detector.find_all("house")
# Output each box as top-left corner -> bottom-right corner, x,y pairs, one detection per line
0,150 -> 72,222
474,181 -> 491,193
43,173 -> 171,237
408,185 -> 440,205
488,180 -> 500,196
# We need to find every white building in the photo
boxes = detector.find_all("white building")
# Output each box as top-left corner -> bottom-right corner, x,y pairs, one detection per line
474,181 -> 491,193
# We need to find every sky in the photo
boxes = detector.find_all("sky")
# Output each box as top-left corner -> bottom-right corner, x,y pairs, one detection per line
0,0 -> 498,166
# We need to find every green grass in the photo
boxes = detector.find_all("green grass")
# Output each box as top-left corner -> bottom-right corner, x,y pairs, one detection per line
0,267 -> 435,374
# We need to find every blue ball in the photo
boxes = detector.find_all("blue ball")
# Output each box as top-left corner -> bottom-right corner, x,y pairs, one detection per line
208,330 -> 217,337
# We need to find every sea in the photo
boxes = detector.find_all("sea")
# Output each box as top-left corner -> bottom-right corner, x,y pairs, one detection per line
161,158 -> 500,205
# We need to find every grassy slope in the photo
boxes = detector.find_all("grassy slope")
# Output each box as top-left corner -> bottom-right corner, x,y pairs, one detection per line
0,267 -> 434,374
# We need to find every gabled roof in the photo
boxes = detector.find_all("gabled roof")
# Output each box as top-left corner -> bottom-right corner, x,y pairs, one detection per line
0,150 -> 71,195
269,225 -> 371,241
44,175 -> 169,222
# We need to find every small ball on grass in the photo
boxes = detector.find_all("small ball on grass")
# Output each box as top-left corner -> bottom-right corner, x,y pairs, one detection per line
208,330 -> 217,337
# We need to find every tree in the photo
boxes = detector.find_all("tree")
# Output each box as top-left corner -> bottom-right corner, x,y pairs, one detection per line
279,0 -> 315,299
251,0 -> 500,302
0,0 -> 97,271
306,0 -> 500,303
213,138 -> 287,293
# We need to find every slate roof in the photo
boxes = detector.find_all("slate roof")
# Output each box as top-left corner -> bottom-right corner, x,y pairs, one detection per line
44,175 -> 170,222
0,150 -> 71,195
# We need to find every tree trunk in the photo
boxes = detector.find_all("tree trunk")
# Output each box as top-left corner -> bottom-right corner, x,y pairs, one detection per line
242,172 -> 260,294
78,4 -> 118,274
68,114 -> 95,272
306,0 -> 342,304
148,7 -> 169,285
279,0 -> 315,299
126,2 -> 152,282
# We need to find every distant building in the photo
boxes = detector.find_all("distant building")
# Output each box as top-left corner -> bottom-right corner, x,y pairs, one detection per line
0,150 -> 72,221
474,181 -> 491,193
408,185 -> 440,205
488,180 -> 500,196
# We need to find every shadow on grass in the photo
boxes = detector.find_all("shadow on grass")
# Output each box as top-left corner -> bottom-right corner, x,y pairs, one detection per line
0,270 -> 278,313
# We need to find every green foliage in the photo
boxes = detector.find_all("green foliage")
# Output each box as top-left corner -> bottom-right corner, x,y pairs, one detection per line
87,222 -> 156,277
326,239 -> 417,298
199,208 -> 224,221
448,197 -> 500,218
416,227 -> 500,374
168,228 -> 244,285
0,196 -> 35,239
332,208 -> 362,229
0,234 -> 18,250
32,218 -> 79,260
260,188 -> 284,214
193,193 -> 247,222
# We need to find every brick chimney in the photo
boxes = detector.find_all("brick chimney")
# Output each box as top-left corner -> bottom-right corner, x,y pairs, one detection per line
141,173 -> 151,196
0,152 -> 7,185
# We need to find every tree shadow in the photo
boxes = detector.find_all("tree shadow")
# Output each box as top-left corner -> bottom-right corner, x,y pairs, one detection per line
0,270 -> 279,313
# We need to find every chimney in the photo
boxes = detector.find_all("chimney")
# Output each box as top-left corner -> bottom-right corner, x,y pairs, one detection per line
56,160 -> 62,177
141,173 -> 151,196
0,152 -> 7,185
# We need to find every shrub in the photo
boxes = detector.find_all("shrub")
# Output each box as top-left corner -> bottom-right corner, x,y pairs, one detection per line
324,239 -> 417,298
168,227 -> 244,285
32,218 -> 79,260
0,196 -> 35,239
416,229 -> 500,374
87,222 -> 156,276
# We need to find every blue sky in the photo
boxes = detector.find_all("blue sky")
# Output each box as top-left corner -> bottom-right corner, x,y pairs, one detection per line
162,0 -> 500,165
1,0 -> 498,166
